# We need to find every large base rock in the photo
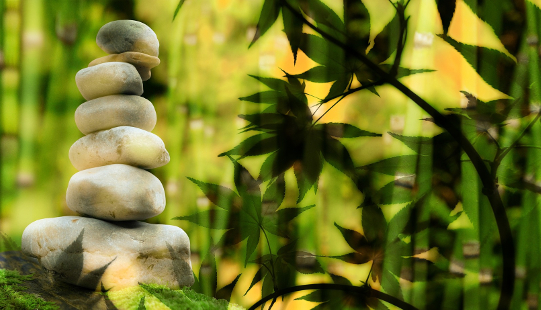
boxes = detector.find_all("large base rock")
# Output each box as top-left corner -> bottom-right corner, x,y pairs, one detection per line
21,216 -> 194,291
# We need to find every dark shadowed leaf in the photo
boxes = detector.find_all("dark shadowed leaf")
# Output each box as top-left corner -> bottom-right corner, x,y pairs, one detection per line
285,85 -> 312,123
239,136 -> 280,158
389,133 -> 434,155
185,177 -> 239,209
245,266 -> 268,295
329,273 -> 352,286
78,258 -> 116,290
260,151 -> 279,181
249,75 -> 289,91
373,178 -> 414,205
215,274 -> 241,301
381,270 -> 404,301
283,4 -> 303,64
0,232 -> 19,251
166,242 -> 197,289
263,175 -> 286,212
250,0 -> 281,47
367,12 -> 400,64
53,229 -> 84,284
436,0 -> 457,34
315,123 -> 381,138
438,35 -> 515,92
334,222 -> 371,253
172,0 -> 186,21
294,163 -> 312,203
103,292 -> 119,309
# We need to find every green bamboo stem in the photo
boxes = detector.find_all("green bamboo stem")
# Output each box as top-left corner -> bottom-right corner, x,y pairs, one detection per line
18,0 -> 44,187
0,0 -> 5,226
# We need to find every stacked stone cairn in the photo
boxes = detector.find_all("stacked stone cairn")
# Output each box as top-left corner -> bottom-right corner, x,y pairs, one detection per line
21,20 -> 194,291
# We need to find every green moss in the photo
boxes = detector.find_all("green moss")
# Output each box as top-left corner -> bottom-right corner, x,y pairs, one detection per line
0,269 -> 58,310
107,283 -> 245,310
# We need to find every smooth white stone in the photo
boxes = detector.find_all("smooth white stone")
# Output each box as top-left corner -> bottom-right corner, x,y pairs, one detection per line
75,62 -> 143,100
69,126 -> 170,171
88,52 -> 160,81
21,216 -> 194,291
75,95 -> 156,134
66,164 -> 165,221
97,20 -> 159,56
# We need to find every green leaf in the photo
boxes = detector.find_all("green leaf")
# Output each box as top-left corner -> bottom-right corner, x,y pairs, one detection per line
436,0 -> 456,34
294,66 -> 347,83
215,274 -> 241,301
367,12 -> 399,64
386,202 -> 416,239
249,75 -> 289,91
245,266 -> 268,295
260,151 -> 279,181
239,91 -> 287,104
321,137 -> 357,180
362,204 -> 387,242
438,35 -> 515,93
315,123 -> 381,138
239,136 -> 280,158
381,270 -> 404,301
299,33 -> 345,69
334,223 -> 371,253
379,65 -> 436,79
373,177 -> 414,205
186,177 -> 239,209
293,163 -> 312,203
263,175 -> 286,213
285,85 -> 312,123
324,75 -> 351,101
282,4 -> 303,64
172,0 -> 186,21
276,205 -> 315,224
360,155 -> 425,175
172,209 -> 230,228
331,252 -> 374,265
301,0 -> 346,42
219,133 -> 274,157
388,133 -> 434,155
250,0 -> 281,48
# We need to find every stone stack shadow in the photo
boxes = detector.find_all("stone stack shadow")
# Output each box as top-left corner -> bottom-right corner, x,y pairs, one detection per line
21,20 -> 194,291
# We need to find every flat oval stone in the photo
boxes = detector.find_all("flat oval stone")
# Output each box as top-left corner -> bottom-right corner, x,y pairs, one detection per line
75,95 -> 157,134
88,52 -> 160,81
69,126 -> 170,170
66,164 -> 165,221
75,62 -> 143,100
21,216 -> 194,291
97,20 -> 159,56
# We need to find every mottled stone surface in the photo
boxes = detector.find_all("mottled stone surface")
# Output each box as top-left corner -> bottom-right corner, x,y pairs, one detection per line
21,216 -> 194,291
75,95 -> 156,134
69,126 -> 170,170
75,62 -> 143,100
66,164 -> 165,221
97,20 -> 159,57
89,52 -> 160,81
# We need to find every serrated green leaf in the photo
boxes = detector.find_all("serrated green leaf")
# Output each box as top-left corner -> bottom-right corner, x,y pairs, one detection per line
438,35 -> 515,93
329,273 -> 352,286
239,136 -> 280,158
186,177 -> 239,209
334,223 -> 371,253
239,91 -> 286,104
315,123 -> 381,138
379,65 -> 436,79
324,75 -> 351,101
219,133 -> 274,157
293,163 -> 312,203
367,12 -> 399,64
245,266 -> 268,295
172,209 -> 230,228
285,85 -> 311,123
294,66 -> 347,83
249,75 -> 289,91
263,175 -> 286,213
215,274 -> 241,301
301,0 -> 346,42
388,133 -> 434,155
373,178 -> 414,205
362,204 -> 387,242
282,4 -> 303,64
250,0 -> 281,47
299,33 -> 346,69
321,137 -> 357,181
360,155 -> 427,175
137,296 -> 146,310
276,205 -> 315,223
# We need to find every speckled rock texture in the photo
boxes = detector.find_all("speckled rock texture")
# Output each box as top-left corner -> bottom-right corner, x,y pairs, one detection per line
21,216 -> 194,291
66,164 -> 165,221
97,20 -> 159,56
75,62 -> 143,100
75,95 -> 156,134
69,126 -> 170,170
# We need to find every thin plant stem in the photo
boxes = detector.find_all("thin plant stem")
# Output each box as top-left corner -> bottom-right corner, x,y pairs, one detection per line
280,2 -> 515,308
248,283 -> 419,310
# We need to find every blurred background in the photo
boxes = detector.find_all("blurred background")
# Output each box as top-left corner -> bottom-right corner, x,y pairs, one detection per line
0,0 -> 520,308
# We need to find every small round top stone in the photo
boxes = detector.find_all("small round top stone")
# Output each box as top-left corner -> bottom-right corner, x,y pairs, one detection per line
96,20 -> 159,56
